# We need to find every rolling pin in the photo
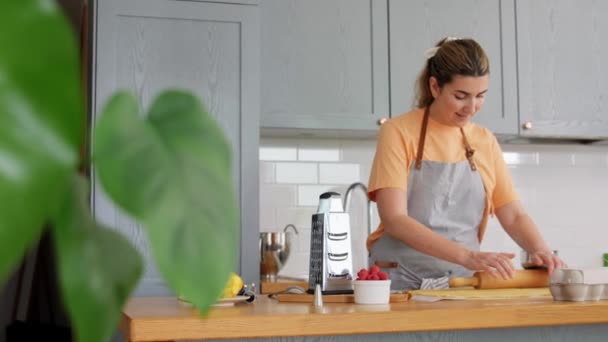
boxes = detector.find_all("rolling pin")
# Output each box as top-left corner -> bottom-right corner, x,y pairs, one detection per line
449,269 -> 549,289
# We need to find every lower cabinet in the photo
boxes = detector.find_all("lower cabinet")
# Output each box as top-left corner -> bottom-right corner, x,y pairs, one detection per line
91,0 -> 260,293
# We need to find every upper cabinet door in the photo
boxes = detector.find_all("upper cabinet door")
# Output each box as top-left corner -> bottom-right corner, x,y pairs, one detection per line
260,0 -> 389,132
517,0 -> 608,138
389,0 -> 518,135
93,0 -> 260,294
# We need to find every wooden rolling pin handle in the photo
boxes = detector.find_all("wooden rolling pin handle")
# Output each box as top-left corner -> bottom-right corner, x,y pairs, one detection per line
448,277 -> 479,288
477,270 -> 549,289
449,270 -> 549,289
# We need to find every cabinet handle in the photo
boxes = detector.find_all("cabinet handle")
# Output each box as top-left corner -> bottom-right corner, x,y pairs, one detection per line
522,121 -> 533,130
377,118 -> 388,126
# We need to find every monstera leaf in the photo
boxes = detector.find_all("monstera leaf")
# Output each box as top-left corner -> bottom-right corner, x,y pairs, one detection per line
0,1 -> 239,342
53,175 -> 142,342
0,1 -> 81,280
94,91 -> 239,311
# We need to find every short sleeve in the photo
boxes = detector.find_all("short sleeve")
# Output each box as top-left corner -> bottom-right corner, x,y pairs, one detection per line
491,136 -> 519,209
367,121 -> 411,202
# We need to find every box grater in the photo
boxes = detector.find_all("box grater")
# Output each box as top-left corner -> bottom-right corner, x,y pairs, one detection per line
308,192 -> 354,294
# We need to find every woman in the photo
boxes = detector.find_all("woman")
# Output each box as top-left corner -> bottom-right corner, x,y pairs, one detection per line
367,37 -> 566,291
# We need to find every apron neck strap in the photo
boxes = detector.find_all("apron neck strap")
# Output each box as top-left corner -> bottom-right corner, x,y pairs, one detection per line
460,127 -> 477,171
415,107 -> 477,171
415,107 -> 431,169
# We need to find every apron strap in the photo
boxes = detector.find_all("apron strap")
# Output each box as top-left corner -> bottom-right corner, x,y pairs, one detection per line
460,127 -> 477,171
415,107 -> 478,172
415,107 -> 431,170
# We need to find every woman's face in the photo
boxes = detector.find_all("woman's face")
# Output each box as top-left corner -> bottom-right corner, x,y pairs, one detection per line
429,74 -> 489,127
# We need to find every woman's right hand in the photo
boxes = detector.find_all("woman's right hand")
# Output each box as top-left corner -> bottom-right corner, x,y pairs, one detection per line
462,250 -> 516,280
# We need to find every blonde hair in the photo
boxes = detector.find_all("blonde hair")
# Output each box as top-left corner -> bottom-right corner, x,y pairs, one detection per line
414,38 -> 489,108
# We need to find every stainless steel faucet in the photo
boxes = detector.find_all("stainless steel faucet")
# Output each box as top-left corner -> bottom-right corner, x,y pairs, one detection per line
343,182 -> 372,236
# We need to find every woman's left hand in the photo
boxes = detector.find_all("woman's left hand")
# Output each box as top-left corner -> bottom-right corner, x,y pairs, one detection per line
529,250 -> 567,274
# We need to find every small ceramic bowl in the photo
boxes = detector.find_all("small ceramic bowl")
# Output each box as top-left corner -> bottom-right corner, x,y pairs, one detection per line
353,280 -> 391,304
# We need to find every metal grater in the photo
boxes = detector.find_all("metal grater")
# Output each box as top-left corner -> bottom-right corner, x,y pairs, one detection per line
307,192 -> 354,294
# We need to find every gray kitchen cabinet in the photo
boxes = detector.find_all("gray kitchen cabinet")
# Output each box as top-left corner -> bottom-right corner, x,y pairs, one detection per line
91,0 -> 260,294
516,0 -> 608,139
388,0 -> 519,136
260,0 -> 389,132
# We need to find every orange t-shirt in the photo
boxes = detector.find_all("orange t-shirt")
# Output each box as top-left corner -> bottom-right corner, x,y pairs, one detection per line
367,108 -> 518,249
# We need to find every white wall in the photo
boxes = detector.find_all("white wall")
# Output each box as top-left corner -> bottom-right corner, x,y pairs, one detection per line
259,137 -> 608,279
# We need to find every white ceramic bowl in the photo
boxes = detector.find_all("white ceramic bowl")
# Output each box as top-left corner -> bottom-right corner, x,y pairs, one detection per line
353,280 -> 391,304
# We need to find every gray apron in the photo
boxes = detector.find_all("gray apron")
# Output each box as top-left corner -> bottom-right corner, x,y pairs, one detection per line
370,108 -> 486,291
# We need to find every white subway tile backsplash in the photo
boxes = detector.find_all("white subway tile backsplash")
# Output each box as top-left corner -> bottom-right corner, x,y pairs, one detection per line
341,139 -> 377,184
259,162 -> 275,184
341,139 -> 377,163
260,146 -> 297,161
298,185 -> 341,206
510,167 -> 575,186
503,151 -> 538,166
538,152 -> 575,167
542,227 -> 590,249
319,163 -> 360,184
259,185 -> 296,231
558,248 -> 604,268
294,227 -> 311,253
279,251 -> 310,279
513,187 -> 537,207
261,137 -> 608,276
298,147 -> 340,162
573,153 -> 608,167
259,206 -> 276,234
275,207 -> 317,231
260,184 -> 297,207
481,220 -> 511,249
276,163 -> 318,184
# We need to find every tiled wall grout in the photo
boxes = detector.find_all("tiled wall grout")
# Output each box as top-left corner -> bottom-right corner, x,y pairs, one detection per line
261,137 -> 608,278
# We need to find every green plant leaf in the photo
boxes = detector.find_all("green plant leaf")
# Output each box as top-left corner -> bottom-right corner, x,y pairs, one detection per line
53,174 -> 142,342
94,91 -> 239,311
0,0 -> 81,280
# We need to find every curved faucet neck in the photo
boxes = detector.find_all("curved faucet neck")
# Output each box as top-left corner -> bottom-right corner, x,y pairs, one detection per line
343,182 -> 373,239
343,182 -> 368,211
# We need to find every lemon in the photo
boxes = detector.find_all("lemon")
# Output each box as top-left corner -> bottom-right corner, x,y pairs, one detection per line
220,272 -> 244,298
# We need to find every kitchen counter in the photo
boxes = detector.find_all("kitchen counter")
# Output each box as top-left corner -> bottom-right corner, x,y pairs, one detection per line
120,295 -> 608,341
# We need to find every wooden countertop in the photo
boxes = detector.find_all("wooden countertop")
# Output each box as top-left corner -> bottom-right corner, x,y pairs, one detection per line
121,295 -> 608,341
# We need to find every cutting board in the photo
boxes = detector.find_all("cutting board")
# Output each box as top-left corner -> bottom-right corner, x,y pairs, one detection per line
409,287 -> 551,301
274,292 -> 410,303
260,279 -> 309,294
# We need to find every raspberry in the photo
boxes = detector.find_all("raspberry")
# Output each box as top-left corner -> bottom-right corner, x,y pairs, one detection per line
357,269 -> 369,279
356,266 -> 388,280
368,273 -> 380,280
369,265 -> 380,274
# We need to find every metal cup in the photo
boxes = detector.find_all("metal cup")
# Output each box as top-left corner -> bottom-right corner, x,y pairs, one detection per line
259,224 -> 298,281
521,249 -> 558,269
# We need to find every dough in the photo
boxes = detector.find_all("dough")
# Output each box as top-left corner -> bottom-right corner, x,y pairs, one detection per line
409,287 -> 550,300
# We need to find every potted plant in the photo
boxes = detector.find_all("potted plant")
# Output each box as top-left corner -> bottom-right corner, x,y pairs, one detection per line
0,1 -> 239,341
